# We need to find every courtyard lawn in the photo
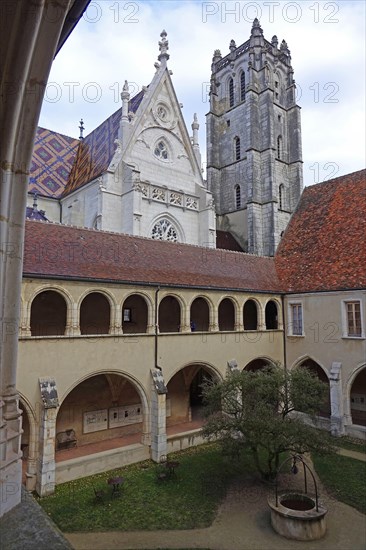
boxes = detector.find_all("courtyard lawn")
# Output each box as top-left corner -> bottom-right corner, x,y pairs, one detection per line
313,452 -> 366,514
38,443 -> 260,532
336,435 -> 366,454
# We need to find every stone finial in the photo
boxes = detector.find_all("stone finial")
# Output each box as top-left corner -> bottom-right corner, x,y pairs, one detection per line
78,118 -> 85,140
251,18 -> 263,35
121,80 -> 130,101
212,49 -> 222,63
271,35 -> 278,48
158,29 -> 170,64
192,113 -> 199,131
229,39 -> 237,52
32,191 -> 38,210
280,39 -> 289,53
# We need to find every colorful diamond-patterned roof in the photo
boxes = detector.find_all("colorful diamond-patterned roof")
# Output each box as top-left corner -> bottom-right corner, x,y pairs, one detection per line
63,89 -> 145,196
29,127 -> 79,198
64,108 -> 121,196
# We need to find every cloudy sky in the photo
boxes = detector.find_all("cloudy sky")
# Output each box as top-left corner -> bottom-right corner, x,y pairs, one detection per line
39,0 -> 365,186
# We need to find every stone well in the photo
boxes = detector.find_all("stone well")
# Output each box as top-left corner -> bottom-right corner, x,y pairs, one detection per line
268,454 -> 327,541
268,492 -> 327,541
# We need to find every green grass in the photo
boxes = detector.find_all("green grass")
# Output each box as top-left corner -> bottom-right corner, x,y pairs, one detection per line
335,435 -> 366,454
38,443 -> 260,532
313,452 -> 366,514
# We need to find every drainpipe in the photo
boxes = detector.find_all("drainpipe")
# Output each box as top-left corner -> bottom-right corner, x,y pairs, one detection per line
155,286 -> 161,370
281,294 -> 287,372
281,293 -> 289,415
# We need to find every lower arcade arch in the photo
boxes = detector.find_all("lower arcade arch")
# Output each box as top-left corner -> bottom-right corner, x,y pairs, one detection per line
350,366 -> 366,426
56,373 -> 147,453
166,364 -> 220,426
295,359 -> 331,418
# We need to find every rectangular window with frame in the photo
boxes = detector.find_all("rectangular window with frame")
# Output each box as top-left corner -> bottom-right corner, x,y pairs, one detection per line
290,303 -> 303,335
123,308 -> 132,322
346,301 -> 362,337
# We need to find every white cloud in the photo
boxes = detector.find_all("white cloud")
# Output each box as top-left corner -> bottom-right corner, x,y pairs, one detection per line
40,0 -> 365,181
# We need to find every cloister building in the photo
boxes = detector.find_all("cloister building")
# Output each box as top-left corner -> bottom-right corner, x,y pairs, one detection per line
17,168 -> 366,496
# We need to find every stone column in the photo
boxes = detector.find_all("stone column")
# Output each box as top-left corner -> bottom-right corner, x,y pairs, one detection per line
19,300 -> 31,337
36,406 -> 57,497
112,304 -> 123,336
258,302 -> 266,331
150,369 -> 167,462
65,302 -> 80,337
0,0 -> 73,516
180,304 -> 191,333
234,304 -> 243,331
329,362 -> 345,436
209,306 -> 219,332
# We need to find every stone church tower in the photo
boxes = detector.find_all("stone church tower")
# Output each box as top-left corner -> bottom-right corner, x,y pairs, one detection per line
207,19 -> 303,256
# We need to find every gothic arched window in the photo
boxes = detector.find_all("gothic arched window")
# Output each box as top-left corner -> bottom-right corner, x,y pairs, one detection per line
151,219 -> 178,242
279,184 -> 285,210
240,70 -> 245,101
229,78 -> 234,108
235,185 -> 241,209
234,136 -> 240,161
277,135 -> 282,160
154,140 -> 168,160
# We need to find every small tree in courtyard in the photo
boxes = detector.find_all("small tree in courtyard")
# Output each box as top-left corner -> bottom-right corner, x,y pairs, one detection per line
201,365 -> 335,480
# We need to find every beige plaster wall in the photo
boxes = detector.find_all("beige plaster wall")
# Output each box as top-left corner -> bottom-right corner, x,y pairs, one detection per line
284,290 -> 366,428
19,277 -> 284,424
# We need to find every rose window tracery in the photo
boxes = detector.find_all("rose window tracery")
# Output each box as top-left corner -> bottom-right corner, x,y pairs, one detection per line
151,219 -> 178,242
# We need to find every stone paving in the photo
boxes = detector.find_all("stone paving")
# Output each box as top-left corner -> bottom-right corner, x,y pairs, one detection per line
0,489 -> 72,550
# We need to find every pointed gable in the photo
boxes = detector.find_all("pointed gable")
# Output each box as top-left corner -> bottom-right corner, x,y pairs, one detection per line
62,90 -> 145,196
276,169 -> 366,292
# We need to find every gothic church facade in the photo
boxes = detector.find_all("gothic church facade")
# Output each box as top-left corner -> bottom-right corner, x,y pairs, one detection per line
28,21 -> 302,255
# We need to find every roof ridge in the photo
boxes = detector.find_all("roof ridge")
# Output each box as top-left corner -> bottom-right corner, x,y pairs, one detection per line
36,126 -> 79,142
305,167 -> 366,190
24,219 -> 271,258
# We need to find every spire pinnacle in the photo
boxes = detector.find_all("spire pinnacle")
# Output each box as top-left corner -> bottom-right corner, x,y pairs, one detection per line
158,30 -> 170,64
33,191 -> 38,210
78,118 -> 84,140
251,18 -> 263,37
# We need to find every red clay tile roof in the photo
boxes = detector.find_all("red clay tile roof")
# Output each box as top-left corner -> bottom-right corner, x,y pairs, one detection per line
23,220 -> 281,293
63,90 -> 145,196
29,127 -> 79,198
216,230 -> 244,252
275,169 -> 366,292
